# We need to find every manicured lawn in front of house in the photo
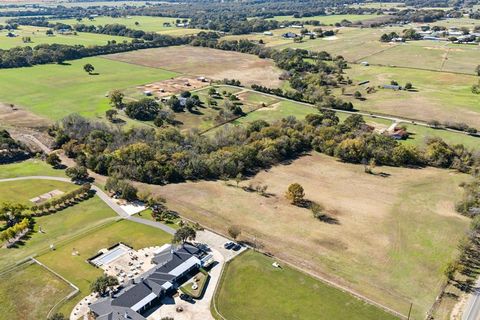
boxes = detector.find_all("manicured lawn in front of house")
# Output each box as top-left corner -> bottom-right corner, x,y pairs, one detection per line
0,57 -> 179,120
0,262 -> 74,320
38,219 -> 172,315
214,250 -> 399,320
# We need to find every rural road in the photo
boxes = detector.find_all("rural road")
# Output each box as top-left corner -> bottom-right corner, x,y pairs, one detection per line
463,277 -> 480,320
0,176 -> 176,235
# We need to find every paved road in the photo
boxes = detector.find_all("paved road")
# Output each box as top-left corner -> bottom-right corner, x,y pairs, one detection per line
463,277 -> 480,320
0,176 -> 175,235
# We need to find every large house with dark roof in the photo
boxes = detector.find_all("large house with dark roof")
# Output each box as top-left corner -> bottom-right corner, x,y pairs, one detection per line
89,244 -> 211,320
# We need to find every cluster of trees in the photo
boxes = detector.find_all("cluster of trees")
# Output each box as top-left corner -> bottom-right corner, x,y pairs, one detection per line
456,178 -> 480,217
52,108 -> 478,187
0,217 -> 30,244
105,177 -> 138,201
31,184 -> 92,216
380,32 -> 401,42
0,33 -> 190,68
0,129 -> 31,164
428,120 -> 478,135
90,274 -> 118,296
125,98 -> 161,121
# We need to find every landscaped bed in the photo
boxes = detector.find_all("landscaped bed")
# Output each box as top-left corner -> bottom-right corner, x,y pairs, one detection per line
180,268 -> 209,299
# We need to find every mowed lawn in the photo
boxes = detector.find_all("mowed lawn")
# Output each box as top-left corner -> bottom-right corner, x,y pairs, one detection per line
0,262 -> 74,320
51,16 -> 199,35
150,153 -> 470,319
38,219 -> 172,315
0,57 -> 178,120
0,159 -> 67,179
0,26 -> 130,49
215,250 -> 399,320
344,64 -> 480,128
0,179 -> 77,205
0,195 -> 118,271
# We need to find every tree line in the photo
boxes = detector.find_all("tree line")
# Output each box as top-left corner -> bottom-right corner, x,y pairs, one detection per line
0,130 -> 31,164
50,108 -> 478,187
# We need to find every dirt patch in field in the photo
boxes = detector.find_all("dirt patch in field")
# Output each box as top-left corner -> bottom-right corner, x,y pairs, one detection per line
103,46 -> 284,87
139,76 -> 210,98
0,103 -> 51,129
138,152 -> 469,317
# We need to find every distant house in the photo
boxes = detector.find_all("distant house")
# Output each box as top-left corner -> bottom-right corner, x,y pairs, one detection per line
89,244 -> 212,320
391,37 -> 405,42
290,24 -> 304,29
382,84 -> 402,90
360,61 -> 369,66
263,31 -> 273,36
176,23 -> 189,28
388,128 -> 409,140
282,32 -> 298,39
422,36 -> 442,41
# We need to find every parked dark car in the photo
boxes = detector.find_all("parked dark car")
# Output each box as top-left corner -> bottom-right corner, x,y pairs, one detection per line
223,242 -> 234,249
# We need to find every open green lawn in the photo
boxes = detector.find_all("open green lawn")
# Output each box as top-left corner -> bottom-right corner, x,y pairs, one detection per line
51,16 -> 199,36
0,159 -> 66,179
0,25 -> 130,49
0,179 -> 77,205
0,57 -> 178,120
215,250 -> 399,320
0,262 -> 73,320
38,219 -> 172,314
343,64 -> 480,128
0,195 -> 118,271
268,14 -> 384,24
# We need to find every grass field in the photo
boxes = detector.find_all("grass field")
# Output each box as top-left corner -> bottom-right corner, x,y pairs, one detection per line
403,124 -> 480,150
0,25 -> 130,49
0,262 -> 73,320
0,159 -> 66,179
38,219 -> 172,314
0,57 -> 178,120
267,14 -> 384,24
0,195 -> 118,271
343,64 -> 480,128
215,250 -> 399,320
0,179 -> 77,204
148,153 -> 470,319
105,46 -> 284,88
51,16 -> 199,36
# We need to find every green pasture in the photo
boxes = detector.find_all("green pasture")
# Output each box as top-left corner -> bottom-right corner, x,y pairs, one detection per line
0,57 -> 178,120
0,25 -> 129,49
403,124 -> 480,150
0,262 -> 73,320
344,64 -> 480,128
273,27 -> 402,62
214,250 -> 399,320
38,219 -> 172,315
51,16 -> 199,36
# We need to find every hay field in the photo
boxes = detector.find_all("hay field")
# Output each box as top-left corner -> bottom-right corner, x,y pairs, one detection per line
343,64 -> 480,128
145,153 -> 470,319
0,25 -> 129,49
104,46 -> 285,87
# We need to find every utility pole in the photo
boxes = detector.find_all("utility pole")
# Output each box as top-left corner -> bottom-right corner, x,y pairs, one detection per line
407,302 -> 413,320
